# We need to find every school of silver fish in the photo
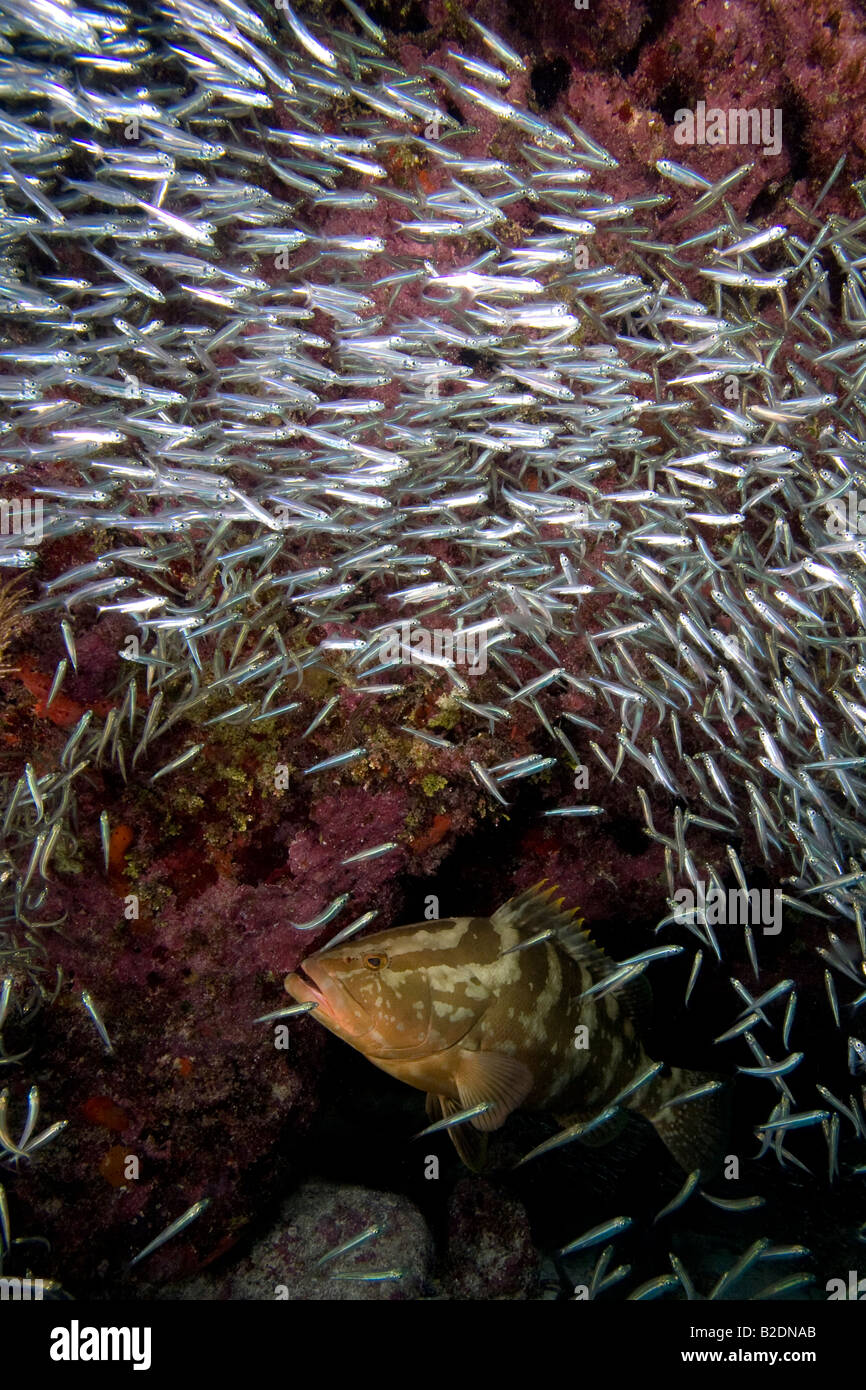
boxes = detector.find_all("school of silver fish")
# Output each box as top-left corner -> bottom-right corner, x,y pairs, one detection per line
0,0 -> 865,1294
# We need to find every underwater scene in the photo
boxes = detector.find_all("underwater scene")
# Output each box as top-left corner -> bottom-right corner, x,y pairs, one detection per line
1,0 -> 866,1323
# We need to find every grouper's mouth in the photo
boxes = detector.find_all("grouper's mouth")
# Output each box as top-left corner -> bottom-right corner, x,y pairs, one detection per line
285,959 -> 376,1040
293,964 -> 323,998
285,962 -> 326,1007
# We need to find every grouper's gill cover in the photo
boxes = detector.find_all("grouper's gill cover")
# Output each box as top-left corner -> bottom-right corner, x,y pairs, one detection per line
285,882 -> 728,1172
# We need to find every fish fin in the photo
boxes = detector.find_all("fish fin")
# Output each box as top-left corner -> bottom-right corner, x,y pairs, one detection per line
641,1068 -> 731,1177
454,1048 -> 534,1130
429,1094 -> 488,1171
493,880 -> 616,980
492,879 -> 584,940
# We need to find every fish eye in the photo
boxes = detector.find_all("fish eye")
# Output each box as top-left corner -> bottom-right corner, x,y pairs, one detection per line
364,953 -> 388,970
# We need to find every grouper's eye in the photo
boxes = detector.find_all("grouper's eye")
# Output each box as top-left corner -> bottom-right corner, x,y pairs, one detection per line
364,953 -> 388,971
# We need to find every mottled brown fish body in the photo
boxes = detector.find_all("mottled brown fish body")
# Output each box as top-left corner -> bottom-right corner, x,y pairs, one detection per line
285,883 -> 725,1172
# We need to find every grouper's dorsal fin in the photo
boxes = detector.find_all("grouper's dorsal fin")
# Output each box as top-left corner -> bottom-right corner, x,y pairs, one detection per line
492,880 -> 616,981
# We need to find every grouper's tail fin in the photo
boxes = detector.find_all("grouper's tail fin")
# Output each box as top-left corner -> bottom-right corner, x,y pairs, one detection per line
636,1068 -> 731,1177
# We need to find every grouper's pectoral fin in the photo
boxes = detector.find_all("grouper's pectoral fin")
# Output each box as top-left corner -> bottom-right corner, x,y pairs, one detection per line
454,1049 -> 534,1131
424,1053 -> 533,1171
427,1094 -> 489,1171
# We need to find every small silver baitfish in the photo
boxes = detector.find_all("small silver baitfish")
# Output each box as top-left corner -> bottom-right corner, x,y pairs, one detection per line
285,883 -> 727,1171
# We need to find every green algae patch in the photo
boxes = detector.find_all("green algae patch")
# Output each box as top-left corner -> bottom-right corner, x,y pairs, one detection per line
420,774 -> 447,796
